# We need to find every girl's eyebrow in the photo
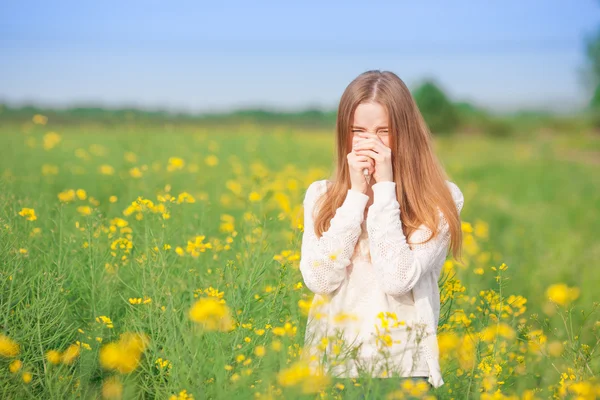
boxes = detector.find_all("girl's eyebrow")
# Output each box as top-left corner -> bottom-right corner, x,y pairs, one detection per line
351,125 -> 389,130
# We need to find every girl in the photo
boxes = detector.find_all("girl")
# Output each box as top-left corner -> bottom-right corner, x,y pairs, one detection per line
298,70 -> 464,396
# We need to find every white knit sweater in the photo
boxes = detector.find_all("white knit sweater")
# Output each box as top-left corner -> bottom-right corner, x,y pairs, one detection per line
299,179 -> 464,388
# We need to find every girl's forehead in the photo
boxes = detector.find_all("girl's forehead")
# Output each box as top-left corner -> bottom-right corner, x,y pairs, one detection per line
353,103 -> 388,122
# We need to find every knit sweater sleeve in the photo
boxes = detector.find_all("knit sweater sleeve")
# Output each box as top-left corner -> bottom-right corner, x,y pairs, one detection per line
299,180 -> 370,295
366,181 -> 465,296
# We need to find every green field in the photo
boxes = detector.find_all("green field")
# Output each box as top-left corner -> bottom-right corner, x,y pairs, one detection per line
0,119 -> 599,399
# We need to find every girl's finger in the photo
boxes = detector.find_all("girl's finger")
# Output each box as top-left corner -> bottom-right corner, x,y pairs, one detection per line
355,149 -> 378,159
354,142 -> 376,151
360,133 -> 385,146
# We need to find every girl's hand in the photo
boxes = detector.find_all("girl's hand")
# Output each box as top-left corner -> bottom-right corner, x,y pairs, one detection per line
347,145 -> 375,194
353,132 -> 393,183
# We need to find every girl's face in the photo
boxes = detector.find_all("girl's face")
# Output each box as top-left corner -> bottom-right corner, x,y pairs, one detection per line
350,101 -> 390,149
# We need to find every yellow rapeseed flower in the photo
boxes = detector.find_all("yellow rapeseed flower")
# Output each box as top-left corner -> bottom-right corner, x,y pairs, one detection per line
547,341 -> 564,357
226,180 -> 242,195
177,192 -> 196,204
9,359 -> 22,373
205,155 -> 219,167
248,192 -> 262,202
101,376 -> 123,399
254,346 -> 266,357
77,206 -> 93,216
96,315 -> 114,329
18,208 -> 37,221
155,357 -> 172,369
46,350 -> 61,364
167,157 -> 185,172
546,283 -> 580,307
76,189 -> 87,200
99,165 -> 115,175
58,189 -> 76,202
124,152 -> 137,163
0,334 -> 20,357
61,343 -> 81,365
32,114 -> 48,125
41,164 -> 59,175
479,323 -> 516,342
277,360 -> 331,394
169,389 -> 194,400
188,297 -> 235,332
129,167 -> 143,178
99,332 -> 149,374
272,327 -> 286,336
22,371 -> 32,384
43,132 -> 61,150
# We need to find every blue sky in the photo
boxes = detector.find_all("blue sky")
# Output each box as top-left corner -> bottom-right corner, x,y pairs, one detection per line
1,0 -> 598,113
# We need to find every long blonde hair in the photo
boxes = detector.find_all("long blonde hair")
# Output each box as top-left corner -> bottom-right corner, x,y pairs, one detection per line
313,70 -> 463,262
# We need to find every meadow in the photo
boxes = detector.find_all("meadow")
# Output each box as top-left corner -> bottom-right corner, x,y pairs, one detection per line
0,116 -> 599,399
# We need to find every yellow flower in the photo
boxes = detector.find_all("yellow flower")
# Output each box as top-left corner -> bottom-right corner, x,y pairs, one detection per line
109,196 -> 118,203
226,180 -> 242,195
526,329 -> 547,354
547,340 -> 564,357
22,371 -> 32,384
61,343 -> 81,365
167,157 -> 185,172
41,164 -> 59,175
0,334 -> 20,357
254,346 -> 266,357
437,332 -> 460,361
479,323 -> 515,342
155,357 -> 172,369
43,131 -> 61,150
99,165 -> 115,175
99,332 -> 149,374
46,350 -> 62,365
220,214 -> 235,233
248,192 -> 262,202
277,360 -> 331,394
101,376 -> 123,399
205,155 -> 219,167
76,189 -> 87,200
272,327 -> 286,336
129,167 -> 143,178
32,114 -> 48,125
546,283 -> 580,307
401,378 -> 430,397
177,192 -> 196,204
188,297 -> 235,332
474,220 -> 489,239
18,208 -> 37,221
271,340 -> 282,352
169,389 -> 194,400
96,315 -> 114,329
77,206 -> 93,216
9,359 -> 22,373
124,152 -> 137,163
58,189 -> 76,202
